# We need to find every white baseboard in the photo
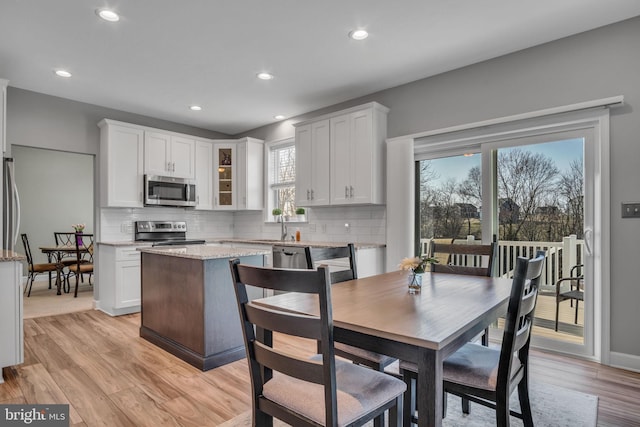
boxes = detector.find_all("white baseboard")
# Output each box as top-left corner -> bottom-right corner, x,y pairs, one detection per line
609,351 -> 640,373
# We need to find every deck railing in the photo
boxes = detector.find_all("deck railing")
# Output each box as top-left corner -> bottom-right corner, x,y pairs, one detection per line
420,235 -> 584,292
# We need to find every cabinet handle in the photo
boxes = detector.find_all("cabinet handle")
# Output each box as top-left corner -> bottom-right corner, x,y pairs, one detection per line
345,186 -> 349,198
311,189 -> 314,200
167,161 -> 171,172
307,189 -> 310,200
172,162 -> 176,172
350,186 -> 354,198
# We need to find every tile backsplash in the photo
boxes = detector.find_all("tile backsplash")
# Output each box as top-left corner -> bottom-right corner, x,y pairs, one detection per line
99,205 -> 386,244
234,205 -> 386,244
99,207 -> 234,241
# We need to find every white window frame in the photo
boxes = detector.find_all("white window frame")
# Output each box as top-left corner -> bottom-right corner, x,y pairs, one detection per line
265,137 -> 298,222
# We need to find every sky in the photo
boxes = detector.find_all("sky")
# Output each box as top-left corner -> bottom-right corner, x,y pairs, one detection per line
425,138 -> 584,187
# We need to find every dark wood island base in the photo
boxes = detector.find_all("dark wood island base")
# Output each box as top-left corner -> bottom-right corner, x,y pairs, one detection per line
139,246 -> 267,371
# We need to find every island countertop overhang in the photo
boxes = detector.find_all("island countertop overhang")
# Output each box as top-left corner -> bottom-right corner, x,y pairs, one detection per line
137,245 -> 270,260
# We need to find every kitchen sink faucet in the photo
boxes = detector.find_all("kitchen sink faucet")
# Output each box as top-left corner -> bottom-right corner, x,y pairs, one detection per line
280,216 -> 288,241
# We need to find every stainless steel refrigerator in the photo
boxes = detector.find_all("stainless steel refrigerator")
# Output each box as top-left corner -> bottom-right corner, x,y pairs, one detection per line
2,157 -> 21,251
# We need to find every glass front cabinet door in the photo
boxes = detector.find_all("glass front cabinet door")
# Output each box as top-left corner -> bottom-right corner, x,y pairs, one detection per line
214,144 -> 236,209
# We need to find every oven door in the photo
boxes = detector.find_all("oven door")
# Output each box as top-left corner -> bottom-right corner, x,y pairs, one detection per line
145,175 -> 196,207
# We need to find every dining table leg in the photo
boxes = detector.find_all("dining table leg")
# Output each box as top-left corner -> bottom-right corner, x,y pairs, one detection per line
55,261 -> 63,295
417,347 -> 443,427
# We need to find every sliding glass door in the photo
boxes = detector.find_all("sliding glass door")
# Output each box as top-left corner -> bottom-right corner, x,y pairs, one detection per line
416,124 -> 599,358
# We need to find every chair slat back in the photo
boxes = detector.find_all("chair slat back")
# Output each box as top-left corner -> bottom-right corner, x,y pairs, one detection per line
308,243 -> 357,283
498,250 -> 545,386
430,239 -> 497,277
229,260 -> 339,425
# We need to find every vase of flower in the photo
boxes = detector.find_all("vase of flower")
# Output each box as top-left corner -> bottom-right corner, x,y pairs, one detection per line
72,223 -> 85,246
399,255 -> 439,294
407,271 -> 425,294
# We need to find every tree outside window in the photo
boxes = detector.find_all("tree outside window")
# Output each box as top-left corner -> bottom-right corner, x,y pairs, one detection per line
269,141 -> 296,219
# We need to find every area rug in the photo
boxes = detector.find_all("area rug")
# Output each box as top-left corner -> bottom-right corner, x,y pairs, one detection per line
219,381 -> 597,427
23,279 -> 94,319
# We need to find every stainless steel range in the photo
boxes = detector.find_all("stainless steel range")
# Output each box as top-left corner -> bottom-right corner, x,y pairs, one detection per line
134,220 -> 206,246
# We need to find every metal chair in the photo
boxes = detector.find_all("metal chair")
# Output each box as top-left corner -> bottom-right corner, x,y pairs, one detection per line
66,233 -> 94,297
555,264 -> 584,331
21,233 -> 59,297
229,260 -> 405,426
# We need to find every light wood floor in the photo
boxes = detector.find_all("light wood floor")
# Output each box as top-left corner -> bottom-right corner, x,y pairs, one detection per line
1,310 -> 639,426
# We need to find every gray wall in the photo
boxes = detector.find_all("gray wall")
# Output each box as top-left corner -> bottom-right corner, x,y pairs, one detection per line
13,145 -> 94,267
6,88 -> 231,157
241,16 -> 640,359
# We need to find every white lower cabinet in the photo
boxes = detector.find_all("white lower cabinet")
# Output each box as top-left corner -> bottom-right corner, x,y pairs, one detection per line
0,260 -> 23,383
97,245 -> 142,316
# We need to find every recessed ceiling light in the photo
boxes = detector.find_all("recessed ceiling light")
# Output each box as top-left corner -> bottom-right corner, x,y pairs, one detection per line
189,105 -> 202,111
349,29 -> 369,40
257,72 -> 274,80
96,9 -> 120,22
54,70 -> 72,78
274,115 -> 285,120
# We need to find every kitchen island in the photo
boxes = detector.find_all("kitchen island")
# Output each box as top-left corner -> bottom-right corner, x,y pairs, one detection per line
138,245 -> 270,371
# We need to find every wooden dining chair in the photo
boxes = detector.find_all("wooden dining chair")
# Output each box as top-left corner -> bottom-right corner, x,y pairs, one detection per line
229,260 -> 405,427
307,244 -> 396,427
400,251 -> 545,427
21,233 -> 59,297
66,233 -> 94,297
430,237 -> 498,346
555,263 -> 584,331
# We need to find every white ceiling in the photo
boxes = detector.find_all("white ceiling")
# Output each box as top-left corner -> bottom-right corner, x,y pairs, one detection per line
2,1 -> 640,135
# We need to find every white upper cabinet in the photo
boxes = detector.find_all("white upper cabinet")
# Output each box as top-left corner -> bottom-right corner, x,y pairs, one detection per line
295,102 -> 388,207
194,140 -> 214,210
236,137 -> 264,210
213,138 -> 264,210
99,119 -> 145,208
144,131 -> 196,179
331,106 -> 387,205
295,119 -> 331,207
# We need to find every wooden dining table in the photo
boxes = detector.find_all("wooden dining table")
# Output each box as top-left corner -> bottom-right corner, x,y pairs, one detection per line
253,270 -> 514,427
39,245 -> 85,295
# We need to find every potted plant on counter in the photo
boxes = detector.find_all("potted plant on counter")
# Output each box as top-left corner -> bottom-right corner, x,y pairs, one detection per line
272,208 -> 282,222
295,207 -> 306,222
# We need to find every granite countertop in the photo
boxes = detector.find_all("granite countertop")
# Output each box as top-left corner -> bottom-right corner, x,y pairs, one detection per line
0,249 -> 26,262
100,238 -> 385,249
215,238 -> 385,249
98,241 -> 153,247
137,245 -> 271,260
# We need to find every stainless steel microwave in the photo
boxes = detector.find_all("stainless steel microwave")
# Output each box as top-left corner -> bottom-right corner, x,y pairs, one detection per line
144,175 -> 196,207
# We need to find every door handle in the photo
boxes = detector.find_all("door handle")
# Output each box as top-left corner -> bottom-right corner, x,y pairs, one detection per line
584,228 -> 593,256
350,186 -> 354,198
